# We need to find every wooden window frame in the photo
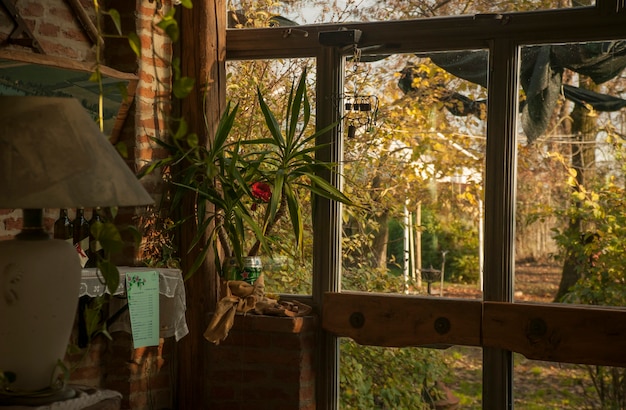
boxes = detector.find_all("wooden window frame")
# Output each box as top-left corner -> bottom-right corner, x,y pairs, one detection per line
226,2 -> 626,408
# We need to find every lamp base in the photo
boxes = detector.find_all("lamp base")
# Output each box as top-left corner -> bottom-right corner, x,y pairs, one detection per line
0,386 -> 76,406
0,237 -> 81,393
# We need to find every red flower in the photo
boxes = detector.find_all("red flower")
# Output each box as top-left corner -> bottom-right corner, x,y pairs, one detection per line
251,181 -> 272,202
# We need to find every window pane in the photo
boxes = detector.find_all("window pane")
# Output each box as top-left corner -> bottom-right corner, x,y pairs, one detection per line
514,40 -> 626,408
226,58 -> 317,295
341,50 -> 487,298
340,340 -> 482,408
227,0 -> 595,27
514,40 -> 626,306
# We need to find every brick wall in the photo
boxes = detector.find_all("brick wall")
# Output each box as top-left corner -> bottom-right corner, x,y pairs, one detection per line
0,0 -> 94,60
206,314 -> 318,410
66,331 -> 175,410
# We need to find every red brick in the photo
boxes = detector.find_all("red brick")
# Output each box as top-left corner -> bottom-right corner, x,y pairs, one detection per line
21,1 -> 44,18
62,27 -> 88,42
240,385 -> 292,401
208,346 -> 243,364
210,403 -> 243,410
37,39 -> 80,58
49,4 -> 74,22
222,329 -> 272,347
3,216 -> 22,231
272,333 -> 306,349
272,366 -> 305,382
242,347 -> 303,366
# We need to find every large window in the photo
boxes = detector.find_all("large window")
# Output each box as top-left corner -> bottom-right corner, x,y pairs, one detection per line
227,2 -> 626,408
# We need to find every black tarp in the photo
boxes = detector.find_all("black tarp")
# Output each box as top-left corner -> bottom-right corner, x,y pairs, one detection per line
400,42 -> 626,141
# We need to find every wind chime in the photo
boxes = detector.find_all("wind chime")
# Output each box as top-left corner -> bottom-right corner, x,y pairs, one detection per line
344,45 -> 379,138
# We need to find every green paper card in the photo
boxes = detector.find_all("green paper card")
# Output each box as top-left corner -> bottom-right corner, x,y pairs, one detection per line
125,271 -> 160,348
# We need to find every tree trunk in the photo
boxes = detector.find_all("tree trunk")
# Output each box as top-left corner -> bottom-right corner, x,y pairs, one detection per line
554,78 -> 597,301
368,175 -> 389,268
369,210 -> 389,268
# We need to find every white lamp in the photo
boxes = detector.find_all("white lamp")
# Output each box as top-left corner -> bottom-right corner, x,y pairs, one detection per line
0,96 -> 153,403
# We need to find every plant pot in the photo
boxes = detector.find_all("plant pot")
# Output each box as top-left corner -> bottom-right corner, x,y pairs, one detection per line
225,256 -> 262,285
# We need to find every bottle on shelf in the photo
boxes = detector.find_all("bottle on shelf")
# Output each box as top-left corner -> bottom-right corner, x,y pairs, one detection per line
53,209 -> 73,244
86,207 -> 105,268
73,208 -> 91,268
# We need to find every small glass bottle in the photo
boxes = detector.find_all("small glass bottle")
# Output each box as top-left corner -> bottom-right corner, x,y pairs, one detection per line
53,209 -> 73,244
73,208 -> 90,268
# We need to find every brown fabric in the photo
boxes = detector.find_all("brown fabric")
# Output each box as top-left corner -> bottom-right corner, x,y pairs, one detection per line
203,274 -> 312,344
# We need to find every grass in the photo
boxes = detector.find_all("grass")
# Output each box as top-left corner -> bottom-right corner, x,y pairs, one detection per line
437,263 -> 603,409
442,346 -> 599,409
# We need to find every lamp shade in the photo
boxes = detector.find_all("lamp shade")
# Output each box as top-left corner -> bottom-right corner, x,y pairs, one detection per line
0,96 -> 153,209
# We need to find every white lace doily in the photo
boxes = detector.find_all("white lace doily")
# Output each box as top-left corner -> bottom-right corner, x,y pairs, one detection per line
79,267 -> 189,341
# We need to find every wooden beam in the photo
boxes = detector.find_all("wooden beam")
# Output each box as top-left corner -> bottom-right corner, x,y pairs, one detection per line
227,7 -> 626,60
483,302 -> 626,367
0,49 -> 137,80
64,0 -> 103,46
176,0 -> 226,408
322,292 -> 482,348
0,0 -> 44,52
324,293 -> 626,367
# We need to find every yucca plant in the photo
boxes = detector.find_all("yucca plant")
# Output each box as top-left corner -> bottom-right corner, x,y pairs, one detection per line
245,67 -> 352,256
146,68 -> 351,279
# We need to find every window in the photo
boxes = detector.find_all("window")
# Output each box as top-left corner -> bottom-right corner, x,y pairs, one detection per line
226,57 -> 317,295
227,2 -> 626,408
227,0 -> 594,26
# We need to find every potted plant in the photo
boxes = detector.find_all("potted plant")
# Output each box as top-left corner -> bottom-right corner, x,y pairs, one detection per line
147,68 -> 351,283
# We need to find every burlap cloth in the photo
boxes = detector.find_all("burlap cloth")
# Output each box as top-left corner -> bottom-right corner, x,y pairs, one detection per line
203,274 -> 311,344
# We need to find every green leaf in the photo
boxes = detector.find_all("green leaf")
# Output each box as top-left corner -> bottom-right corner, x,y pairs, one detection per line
99,260 -> 120,294
172,57 -> 182,79
173,117 -> 188,141
288,69 -> 308,143
139,158 -> 167,178
186,132 -> 199,148
156,12 -> 179,42
92,221 -> 124,254
173,76 -> 195,99
212,102 -> 239,153
127,32 -> 141,58
284,183 -> 303,249
126,225 -> 143,248
115,141 -> 128,158
108,9 -> 122,35
167,24 -> 180,41
83,297 -> 105,342
257,87 -> 284,146
88,70 -> 101,83
116,82 -> 129,101
179,0 -> 193,8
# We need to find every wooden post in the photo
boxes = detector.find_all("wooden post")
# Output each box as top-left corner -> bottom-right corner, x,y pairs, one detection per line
176,1 -> 226,408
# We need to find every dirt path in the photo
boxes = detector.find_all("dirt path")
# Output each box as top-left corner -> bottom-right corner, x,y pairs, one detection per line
441,263 -> 561,302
